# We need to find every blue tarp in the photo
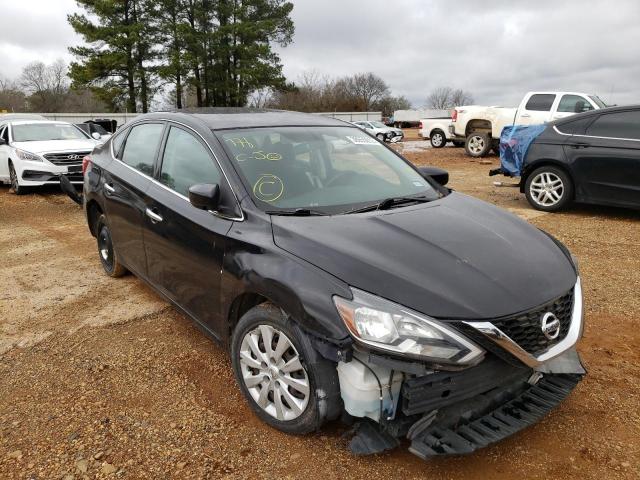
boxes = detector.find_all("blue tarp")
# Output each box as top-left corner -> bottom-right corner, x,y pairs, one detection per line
499,124 -> 546,177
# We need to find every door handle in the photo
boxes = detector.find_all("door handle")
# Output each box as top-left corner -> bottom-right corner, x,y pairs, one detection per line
145,207 -> 163,223
568,142 -> 590,149
520,113 -> 531,118
104,183 -> 115,194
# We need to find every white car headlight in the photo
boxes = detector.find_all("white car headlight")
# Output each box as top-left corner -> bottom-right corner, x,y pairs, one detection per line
15,149 -> 43,162
333,289 -> 484,366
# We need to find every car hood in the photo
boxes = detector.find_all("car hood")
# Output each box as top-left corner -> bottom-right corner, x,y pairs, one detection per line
271,192 -> 576,320
12,139 -> 97,154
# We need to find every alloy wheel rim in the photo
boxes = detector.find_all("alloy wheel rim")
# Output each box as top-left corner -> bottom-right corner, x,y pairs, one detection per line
468,135 -> 485,154
530,172 -> 564,206
239,325 -> 310,421
432,133 -> 443,146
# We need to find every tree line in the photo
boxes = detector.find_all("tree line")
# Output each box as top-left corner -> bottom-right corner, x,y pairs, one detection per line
0,60 -> 105,113
255,71 -> 411,117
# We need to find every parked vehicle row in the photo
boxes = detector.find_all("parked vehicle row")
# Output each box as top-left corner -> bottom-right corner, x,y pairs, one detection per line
0,116 -> 101,194
498,105 -> 640,211
450,91 -> 607,157
76,109 -> 585,460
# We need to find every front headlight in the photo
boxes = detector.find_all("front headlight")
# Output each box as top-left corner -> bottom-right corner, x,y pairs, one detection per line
333,288 -> 484,366
15,149 -> 43,162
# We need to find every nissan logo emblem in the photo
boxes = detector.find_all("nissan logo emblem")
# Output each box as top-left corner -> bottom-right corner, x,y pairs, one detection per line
540,312 -> 561,340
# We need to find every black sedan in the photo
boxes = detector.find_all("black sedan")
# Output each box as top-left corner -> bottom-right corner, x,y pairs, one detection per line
521,105 -> 640,211
80,109 -> 585,459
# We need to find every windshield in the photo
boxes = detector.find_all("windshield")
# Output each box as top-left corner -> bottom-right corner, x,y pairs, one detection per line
370,121 -> 387,128
218,126 -> 441,214
589,95 -> 607,108
12,123 -> 90,142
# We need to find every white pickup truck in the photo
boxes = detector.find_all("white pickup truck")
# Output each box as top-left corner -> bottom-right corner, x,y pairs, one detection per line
419,118 -> 464,148
450,92 -> 607,157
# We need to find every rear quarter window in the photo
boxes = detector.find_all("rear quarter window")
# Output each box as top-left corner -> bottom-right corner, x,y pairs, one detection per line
555,116 -> 594,135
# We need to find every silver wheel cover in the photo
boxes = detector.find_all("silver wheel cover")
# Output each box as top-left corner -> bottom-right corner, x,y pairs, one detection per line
432,133 -> 443,146
530,171 -> 564,207
239,325 -> 310,421
468,135 -> 485,154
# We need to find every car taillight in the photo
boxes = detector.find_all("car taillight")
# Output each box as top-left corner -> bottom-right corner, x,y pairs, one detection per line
82,156 -> 92,176
451,109 -> 458,122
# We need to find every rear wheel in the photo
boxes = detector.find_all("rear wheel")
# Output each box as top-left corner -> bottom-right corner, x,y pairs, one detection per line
96,214 -> 127,277
525,166 -> 573,212
465,132 -> 491,157
9,162 -> 28,195
231,303 -> 339,434
430,129 -> 446,148
376,133 -> 385,142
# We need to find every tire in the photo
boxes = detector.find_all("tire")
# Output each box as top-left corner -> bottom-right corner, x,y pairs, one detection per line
430,129 -> 446,148
524,166 -> 574,212
231,303 -> 341,435
465,132 -> 492,157
376,133 -> 385,142
96,214 -> 127,277
9,162 -> 28,195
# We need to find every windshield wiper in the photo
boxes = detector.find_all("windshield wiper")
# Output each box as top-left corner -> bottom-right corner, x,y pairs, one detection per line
345,195 -> 433,214
265,208 -> 329,217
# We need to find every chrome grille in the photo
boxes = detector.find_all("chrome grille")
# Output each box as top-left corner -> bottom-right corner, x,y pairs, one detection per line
491,289 -> 574,356
43,151 -> 91,166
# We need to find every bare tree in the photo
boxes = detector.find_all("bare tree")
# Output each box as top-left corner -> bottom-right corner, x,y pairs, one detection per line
21,60 -> 70,112
247,87 -> 274,108
426,86 -> 474,109
0,77 -> 27,112
341,73 -> 390,111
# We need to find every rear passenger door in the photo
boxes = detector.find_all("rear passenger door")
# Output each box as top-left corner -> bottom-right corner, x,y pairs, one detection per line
516,94 -> 557,126
564,110 -> 640,207
102,122 -> 165,276
143,124 -> 233,336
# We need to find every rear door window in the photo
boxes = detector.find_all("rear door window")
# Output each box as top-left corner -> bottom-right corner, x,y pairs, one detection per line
586,111 -> 640,140
555,116 -> 594,135
525,94 -> 556,111
120,123 -> 165,176
557,95 -> 594,113
159,127 -> 221,197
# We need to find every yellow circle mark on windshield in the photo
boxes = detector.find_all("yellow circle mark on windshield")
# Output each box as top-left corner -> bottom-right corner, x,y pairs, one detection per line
253,174 -> 284,202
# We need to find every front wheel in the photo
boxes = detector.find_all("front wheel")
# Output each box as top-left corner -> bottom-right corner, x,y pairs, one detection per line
9,162 -> 28,195
376,133 -> 385,142
430,129 -> 446,148
231,303 -> 340,434
465,132 -> 492,157
524,166 -> 574,212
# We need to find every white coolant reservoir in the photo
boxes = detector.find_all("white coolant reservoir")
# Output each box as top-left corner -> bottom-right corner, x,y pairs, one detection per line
337,354 -> 403,422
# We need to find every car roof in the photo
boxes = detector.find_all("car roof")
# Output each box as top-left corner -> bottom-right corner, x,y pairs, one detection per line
552,104 -> 640,126
0,113 -> 47,121
137,108 -> 351,130
3,120 -> 73,126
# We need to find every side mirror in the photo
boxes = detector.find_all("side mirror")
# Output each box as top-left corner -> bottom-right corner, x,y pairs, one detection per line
418,166 -> 449,186
91,132 -> 101,140
189,183 -> 220,210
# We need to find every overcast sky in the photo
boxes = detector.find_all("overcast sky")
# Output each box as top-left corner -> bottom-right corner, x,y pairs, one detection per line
1,0 -> 639,107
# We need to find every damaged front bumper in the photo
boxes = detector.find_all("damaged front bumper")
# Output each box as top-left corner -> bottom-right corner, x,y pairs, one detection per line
343,347 -> 585,458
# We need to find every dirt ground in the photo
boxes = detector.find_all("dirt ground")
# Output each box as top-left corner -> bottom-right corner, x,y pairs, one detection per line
1,138 -> 639,479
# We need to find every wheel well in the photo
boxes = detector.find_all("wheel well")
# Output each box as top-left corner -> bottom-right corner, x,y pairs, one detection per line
466,119 -> 492,137
227,292 -> 269,341
86,200 -> 103,237
520,161 -> 574,194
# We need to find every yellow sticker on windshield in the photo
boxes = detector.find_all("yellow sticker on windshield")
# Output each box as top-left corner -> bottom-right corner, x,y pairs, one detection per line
253,174 -> 284,202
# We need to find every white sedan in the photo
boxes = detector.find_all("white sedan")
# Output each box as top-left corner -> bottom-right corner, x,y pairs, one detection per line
0,120 -> 100,194
351,121 -> 404,142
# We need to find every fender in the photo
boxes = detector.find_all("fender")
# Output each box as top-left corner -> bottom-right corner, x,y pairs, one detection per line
220,218 -> 352,345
